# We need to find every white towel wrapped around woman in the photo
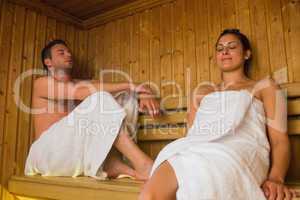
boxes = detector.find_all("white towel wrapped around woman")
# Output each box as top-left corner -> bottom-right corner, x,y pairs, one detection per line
150,89 -> 270,200
25,91 -> 138,179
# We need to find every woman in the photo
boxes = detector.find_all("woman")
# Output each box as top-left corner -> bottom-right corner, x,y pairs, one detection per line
139,29 -> 295,200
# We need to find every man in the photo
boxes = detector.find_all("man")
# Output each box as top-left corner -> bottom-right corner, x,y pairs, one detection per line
25,39 -> 160,180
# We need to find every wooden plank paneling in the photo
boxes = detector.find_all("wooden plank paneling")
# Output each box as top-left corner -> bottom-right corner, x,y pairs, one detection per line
46,18 -> 56,42
221,0 -> 237,28
195,0 -> 210,83
172,0 -> 185,96
265,0 -> 288,83
0,1 -> 84,196
207,0 -> 222,83
139,10 -> 151,84
184,0 -> 198,92
2,4 -> 25,188
0,1 -> 14,198
149,7 -> 161,95
160,3 -> 173,97
15,9 -> 37,176
249,0 -> 271,80
285,0 -> 300,82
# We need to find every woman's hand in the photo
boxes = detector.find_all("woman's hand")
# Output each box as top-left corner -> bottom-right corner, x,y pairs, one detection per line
262,179 -> 296,200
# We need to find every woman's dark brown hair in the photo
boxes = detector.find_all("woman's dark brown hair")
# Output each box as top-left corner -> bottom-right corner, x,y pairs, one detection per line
216,29 -> 252,77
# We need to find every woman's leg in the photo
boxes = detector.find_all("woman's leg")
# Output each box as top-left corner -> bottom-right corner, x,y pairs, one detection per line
139,161 -> 178,200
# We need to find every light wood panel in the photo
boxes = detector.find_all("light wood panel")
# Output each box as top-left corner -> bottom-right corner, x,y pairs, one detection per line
0,0 -> 300,199
0,1 -> 88,199
86,0 -> 300,95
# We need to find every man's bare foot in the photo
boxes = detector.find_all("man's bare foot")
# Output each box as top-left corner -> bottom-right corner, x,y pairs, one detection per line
132,158 -> 154,181
103,156 -> 135,178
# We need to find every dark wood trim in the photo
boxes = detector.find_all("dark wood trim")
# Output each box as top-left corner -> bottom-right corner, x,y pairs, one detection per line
8,0 -> 84,29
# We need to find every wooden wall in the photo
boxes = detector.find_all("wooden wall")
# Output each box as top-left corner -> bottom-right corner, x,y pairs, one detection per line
87,0 -> 300,97
0,0 -> 299,199
0,0 -> 88,198
85,0 -> 300,182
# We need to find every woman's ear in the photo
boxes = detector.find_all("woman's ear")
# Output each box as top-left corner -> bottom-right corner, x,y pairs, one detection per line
244,50 -> 251,60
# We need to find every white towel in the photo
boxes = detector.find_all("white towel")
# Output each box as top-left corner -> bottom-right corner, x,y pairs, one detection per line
150,90 -> 270,200
25,91 -> 138,180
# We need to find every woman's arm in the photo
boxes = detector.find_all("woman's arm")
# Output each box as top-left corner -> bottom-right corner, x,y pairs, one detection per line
259,78 -> 295,199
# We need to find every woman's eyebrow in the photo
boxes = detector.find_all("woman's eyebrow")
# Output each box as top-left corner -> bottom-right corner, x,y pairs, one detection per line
217,41 -> 239,46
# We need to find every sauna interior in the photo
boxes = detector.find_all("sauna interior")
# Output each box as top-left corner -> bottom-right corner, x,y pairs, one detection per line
0,0 -> 300,199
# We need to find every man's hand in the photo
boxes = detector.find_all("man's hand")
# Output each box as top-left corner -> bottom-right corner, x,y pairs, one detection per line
130,83 -> 152,94
262,179 -> 296,200
139,93 -> 160,118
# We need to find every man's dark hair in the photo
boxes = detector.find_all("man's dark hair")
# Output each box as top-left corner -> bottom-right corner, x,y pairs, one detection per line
216,29 -> 252,77
41,39 -> 68,71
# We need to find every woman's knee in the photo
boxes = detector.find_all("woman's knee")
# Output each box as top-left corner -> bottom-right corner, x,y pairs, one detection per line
139,186 -> 156,200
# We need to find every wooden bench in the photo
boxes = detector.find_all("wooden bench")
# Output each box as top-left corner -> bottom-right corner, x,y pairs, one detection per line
8,83 -> 300,200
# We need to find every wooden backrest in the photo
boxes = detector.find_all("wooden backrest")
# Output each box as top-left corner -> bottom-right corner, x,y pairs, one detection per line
137,83 -> 300,183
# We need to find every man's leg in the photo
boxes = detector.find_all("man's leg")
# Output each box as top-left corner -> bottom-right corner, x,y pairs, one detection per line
103,147 -> 136,178
104,91 -> 152,180
139,161 -> 178,200
113,128 -> 153,180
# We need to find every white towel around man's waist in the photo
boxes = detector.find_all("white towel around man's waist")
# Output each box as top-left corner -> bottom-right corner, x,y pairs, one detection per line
25,91 -> 138,179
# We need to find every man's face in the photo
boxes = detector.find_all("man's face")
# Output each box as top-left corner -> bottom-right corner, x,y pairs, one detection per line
45,44 -> 73,70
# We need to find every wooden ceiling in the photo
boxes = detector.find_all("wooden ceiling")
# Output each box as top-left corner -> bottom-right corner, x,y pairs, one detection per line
41,0 -> 137,20
9,0 -> 173,29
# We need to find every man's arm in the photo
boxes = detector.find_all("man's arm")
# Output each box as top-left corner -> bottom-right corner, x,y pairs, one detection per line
34,76 -> 148,100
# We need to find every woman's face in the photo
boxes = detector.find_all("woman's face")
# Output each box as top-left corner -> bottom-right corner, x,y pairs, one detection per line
215,34 -> 249,73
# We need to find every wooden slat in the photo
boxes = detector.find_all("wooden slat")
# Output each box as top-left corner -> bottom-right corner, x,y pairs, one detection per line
138,111 -> 186,124
0,1 -> 13,199
46,18 -> 56,42
160,3 -> 173,97
207,0 -> 222,83
2,4 -> 25,189
288,99 -> 300,116
282,82 -> 300,98
130,14 -> 140,83
172,0 -> 185,95
8,176 -> 140,200
112,19 -> 121,82
283,0 -> 300,82
94,25 -> 105,80
138,127 -> 185,141
183,0 -> 198,92
249,0 -> 272,80
15,9 -> 37,176
220,0 -> 237,28
288,119 -> 300,135
149,6 -> 161,94
235,0 -> 251,37
265,0 -> 288,83
139,10 -> 150,84
195,0 -> 210,82
160,96 -> 187,110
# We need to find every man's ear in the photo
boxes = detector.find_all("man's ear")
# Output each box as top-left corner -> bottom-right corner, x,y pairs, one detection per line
44,58 -> 52,69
